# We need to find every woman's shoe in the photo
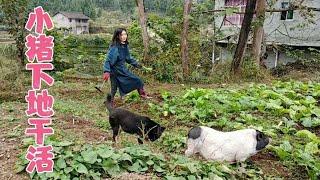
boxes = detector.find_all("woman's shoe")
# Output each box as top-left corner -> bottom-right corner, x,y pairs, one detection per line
138,88 -> 152,99
140,94 -> 152,99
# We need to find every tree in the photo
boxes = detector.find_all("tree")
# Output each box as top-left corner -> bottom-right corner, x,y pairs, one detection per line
82,2 -> 96,20
211,0 -> 216,65
135,0 -> 150,62
0,9 -> 4,24
120,0 -> 136,14
97,8 -> 102,18
252,0 -> 266,67
181,0 -> 192,78
230,0 -> 257,74
0,0 -> 28,66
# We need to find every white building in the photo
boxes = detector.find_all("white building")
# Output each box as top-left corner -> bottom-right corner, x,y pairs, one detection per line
52,11 -> 90,35
212,0 -> 320,68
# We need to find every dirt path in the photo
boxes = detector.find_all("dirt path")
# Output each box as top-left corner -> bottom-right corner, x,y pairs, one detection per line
0,103 -> 29,179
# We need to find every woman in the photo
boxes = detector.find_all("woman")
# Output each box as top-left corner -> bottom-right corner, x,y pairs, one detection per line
103,28 -> 151,104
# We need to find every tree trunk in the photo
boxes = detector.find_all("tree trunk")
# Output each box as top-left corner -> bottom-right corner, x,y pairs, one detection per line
211,0 -> 216,65
230,0 -> 257,74
252,0 -> 266,66
18,8 -> 26,67
135,0 -> 150,62
18,43 -> 25,66
181,0 -> 192,79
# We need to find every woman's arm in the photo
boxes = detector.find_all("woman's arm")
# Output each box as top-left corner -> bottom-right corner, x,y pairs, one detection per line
125,47 -> 142,68
103,47 -> 118,72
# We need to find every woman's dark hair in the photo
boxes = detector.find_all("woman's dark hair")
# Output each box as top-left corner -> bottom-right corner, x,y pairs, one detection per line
111,28 -> 128,46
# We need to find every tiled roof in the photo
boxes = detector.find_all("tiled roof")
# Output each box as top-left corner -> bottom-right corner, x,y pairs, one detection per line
54,11 -> 90,20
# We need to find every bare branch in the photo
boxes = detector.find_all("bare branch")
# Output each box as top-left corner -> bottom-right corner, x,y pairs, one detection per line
198,7 -> 320,14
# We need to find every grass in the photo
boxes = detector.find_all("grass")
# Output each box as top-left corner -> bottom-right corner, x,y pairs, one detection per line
0,50 -> 319,179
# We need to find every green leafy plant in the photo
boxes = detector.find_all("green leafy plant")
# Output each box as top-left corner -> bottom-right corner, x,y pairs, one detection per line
16,138 -> 238,179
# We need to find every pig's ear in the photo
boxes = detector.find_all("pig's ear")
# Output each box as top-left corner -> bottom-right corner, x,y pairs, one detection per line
255,130 -> 270,151
256,130 -> 264,141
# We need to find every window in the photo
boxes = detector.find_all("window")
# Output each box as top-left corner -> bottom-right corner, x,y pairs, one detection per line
69,18 -> 72,22
280,2 -> 293,20
224,0 -> 247,26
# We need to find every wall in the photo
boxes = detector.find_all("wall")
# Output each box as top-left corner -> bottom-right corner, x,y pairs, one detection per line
214,0 -> 320,47
265,0 -> 320,47
52,13 -> 71,29
212,0 -> 320,68
215,43 -> 316,69
52,13 -> 89,34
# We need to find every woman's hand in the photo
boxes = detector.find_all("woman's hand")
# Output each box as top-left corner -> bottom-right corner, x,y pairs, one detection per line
103,72 -> 110,80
